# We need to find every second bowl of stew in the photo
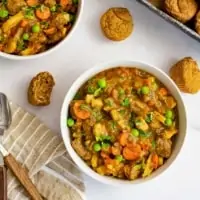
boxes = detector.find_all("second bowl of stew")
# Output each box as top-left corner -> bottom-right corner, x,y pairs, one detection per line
60,60 -> 187,186
0,0 -> 83,59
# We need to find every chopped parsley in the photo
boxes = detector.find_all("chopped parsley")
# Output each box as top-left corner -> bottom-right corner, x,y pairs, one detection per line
139,130 -> 151,138
121,98 -> 130,107
87,86 -> 96,94
145,112 -> 153,123
24,7 -> 35,19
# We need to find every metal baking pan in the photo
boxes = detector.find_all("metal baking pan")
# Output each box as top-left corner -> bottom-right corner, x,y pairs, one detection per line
136,0 -> 200,42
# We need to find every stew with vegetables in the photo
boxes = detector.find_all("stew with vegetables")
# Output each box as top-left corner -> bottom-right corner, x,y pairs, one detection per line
0,0 -> 78,55
68,67 -> 178,180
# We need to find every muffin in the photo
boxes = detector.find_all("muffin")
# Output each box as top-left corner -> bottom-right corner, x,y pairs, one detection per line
170,57 -> 200,94
100,7 -> 134,41
148,0 -> 165,9
195,10 -> 200,34
28,72 -> 55,106
164,0 -> 198,23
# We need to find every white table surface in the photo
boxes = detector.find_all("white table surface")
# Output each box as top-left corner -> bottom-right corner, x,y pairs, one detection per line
1,0 -> 200,199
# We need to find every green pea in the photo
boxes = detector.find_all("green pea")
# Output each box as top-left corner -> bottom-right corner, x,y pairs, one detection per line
141,86 -> 150,95
73,0 -> 78,4
32,24 -> 40,33
50,5 -> 56,12
131,129 -> 139,137
115,155 -> 124,162
22,33 -> 29,40
165,118 -> 173,127
67,118 -> 74,127
93,143 -> 101,152
97,78 -> 106,89
0,9 -> 8,18
165,110 -> 173,119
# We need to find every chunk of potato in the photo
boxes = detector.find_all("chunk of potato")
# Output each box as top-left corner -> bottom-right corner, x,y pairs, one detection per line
96,166 -> 106,175
20,44 -> 42,55
93,123 -> 107,137
154,111 -> 166,124
85,94 -> 94,104
162,129 -> 178,139
135,117 -> 149,131
4,27 -> 23,53
164,96 -> 176,109
91,98 -> 103,109
91,154 -> 98,168
110,109 -> 122,121
2,11 -> 24,33
118,119 -> 130,130
142,154 -> 153,177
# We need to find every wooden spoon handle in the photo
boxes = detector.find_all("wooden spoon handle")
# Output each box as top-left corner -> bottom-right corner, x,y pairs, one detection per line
0,166 -> 7,200
4,154 -> 43,200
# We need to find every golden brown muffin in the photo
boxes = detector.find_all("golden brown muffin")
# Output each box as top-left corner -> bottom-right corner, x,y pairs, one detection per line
195,10 -> 200,34
148,0 -> 165,9
170,57 -> 200,94
28,72 -> 55,106
164,0 -> 198,23
100,7 -> 134,41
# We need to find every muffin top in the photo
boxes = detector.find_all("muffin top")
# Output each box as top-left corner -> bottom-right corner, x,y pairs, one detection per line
100,7 -> 134,41
164,0 -> 198,23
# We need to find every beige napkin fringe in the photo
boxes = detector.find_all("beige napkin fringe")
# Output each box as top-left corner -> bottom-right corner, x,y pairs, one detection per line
2,102 -> 85,200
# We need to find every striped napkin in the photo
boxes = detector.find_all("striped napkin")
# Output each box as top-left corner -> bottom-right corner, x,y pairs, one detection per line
2,102 -> 85,200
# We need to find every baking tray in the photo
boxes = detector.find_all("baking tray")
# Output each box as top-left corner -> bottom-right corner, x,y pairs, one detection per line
136,0 -> 200,43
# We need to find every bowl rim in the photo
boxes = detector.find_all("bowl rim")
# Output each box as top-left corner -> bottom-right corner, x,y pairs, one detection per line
0,0 -> 84,60
60,60 -> 187,186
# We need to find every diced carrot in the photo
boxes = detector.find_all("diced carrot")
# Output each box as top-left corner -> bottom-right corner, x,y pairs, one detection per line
126,142 -> 135,149
44,27 -> 56,35
36,6 -> 51,20
143,79 -> 151,86
72,100 -> 90,120
139,143 -> 150,151
159,88 -> 168,96
0,44 -> 4,51
111,89 -> 119,101
104,157 -> 114,165
111,145 -> 121,156
119,132 -> 129,146
147,100 -> 155,107
20,19 -> 28,28
60,0 -> 70,8
152,153 -> 159,169
123,147 -> 140,161
27,0 -> 38,6
100,151 -> 109,159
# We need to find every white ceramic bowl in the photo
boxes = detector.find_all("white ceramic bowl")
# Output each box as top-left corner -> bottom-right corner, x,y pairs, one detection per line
0,0 -> 84,60
60,60 -> 187,186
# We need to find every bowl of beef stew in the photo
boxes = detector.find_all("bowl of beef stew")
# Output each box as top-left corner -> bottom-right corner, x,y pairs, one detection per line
0,0 -> 83,59
60,60 -> 187,185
